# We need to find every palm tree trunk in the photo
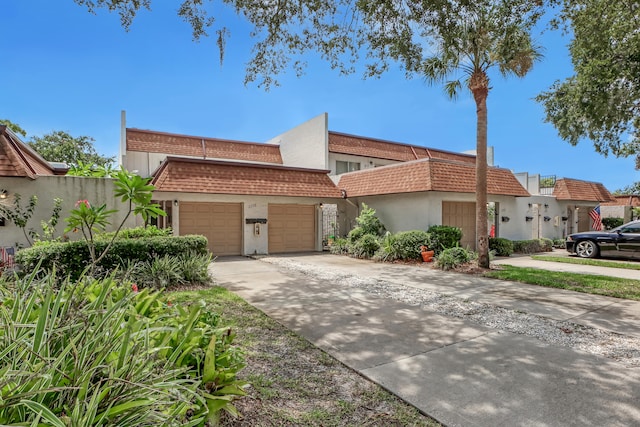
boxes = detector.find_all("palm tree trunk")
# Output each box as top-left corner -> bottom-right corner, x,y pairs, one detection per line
470,71 -> 490,268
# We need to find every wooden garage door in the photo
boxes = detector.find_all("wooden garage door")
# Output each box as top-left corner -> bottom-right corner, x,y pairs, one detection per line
179,202 -> 242,256
442,201 -> 476,250
268,204 -> 316,253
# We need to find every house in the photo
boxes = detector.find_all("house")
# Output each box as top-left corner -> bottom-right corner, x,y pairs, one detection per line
4,111 -> 613,254
0,125 -> 135,248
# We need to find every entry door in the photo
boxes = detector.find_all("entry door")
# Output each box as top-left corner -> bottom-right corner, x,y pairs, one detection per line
442,201 -> 476,249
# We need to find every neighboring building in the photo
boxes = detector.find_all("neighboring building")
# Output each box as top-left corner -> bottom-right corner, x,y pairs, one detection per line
602,194 -> 640,223
0,125 -> 135,248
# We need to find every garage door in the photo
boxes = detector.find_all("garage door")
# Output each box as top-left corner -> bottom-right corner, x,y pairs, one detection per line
442,201 -> 476,249
179,202 -> 242,256
268,204 -> 316,253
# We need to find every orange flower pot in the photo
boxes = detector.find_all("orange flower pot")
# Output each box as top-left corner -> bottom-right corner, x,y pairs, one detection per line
421,250 -> 435,262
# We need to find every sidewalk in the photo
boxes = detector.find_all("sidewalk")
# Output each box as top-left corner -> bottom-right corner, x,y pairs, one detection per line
492,251 -> 640,280
212,254 -> 640,427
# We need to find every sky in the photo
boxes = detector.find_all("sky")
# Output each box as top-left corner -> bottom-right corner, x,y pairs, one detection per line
2,1 -> 638,192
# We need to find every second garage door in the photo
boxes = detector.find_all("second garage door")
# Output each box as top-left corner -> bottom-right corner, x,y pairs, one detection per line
179,202 -> 242,256
268,204 -> 316,253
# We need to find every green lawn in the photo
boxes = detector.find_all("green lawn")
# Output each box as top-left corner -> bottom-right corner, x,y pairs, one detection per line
485,266 -> 640,300
531,255 -> 640,271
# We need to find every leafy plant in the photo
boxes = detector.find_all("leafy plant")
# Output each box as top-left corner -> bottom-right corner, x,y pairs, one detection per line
436,247 -> 477,271
602,217 -> 624,230
427,225 -> 462,255
16,235 -> 208,282
349,234 -> 380,259
354,203 -> 386,237
64,170 -> 166,273
178,252 -> 213,285
489,237 -> 514,257
512,239 -> 553,254
0,194 -> 37,246
136,255 -> 184,289
329,238 -> 350,255
0,273 -> 246,426
375,230 -> 431,261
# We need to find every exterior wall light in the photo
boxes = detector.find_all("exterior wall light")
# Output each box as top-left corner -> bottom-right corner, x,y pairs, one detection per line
501,216 -> 510,222
0,189 -> 8,199
544,216 -> 552,222
525,216 -> 534,222
173,200 -> 179,207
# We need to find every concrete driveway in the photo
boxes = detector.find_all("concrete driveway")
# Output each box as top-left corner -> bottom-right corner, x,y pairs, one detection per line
212,253 -> 640,427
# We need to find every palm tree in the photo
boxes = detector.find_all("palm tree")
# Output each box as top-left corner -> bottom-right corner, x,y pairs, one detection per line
422,8 -> 542,268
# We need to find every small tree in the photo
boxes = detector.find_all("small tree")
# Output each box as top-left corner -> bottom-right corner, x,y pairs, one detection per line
65,170 -> 165,272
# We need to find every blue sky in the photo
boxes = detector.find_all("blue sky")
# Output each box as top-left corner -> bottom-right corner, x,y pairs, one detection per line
2,1 -> 638,192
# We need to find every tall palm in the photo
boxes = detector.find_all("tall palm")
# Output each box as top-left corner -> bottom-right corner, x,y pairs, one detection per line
422,9 -> 542,268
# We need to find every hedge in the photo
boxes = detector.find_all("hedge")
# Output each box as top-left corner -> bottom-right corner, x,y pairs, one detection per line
16,235 -> 208,280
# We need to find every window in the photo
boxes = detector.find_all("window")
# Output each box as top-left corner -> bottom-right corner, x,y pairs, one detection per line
336,161 -> 360,175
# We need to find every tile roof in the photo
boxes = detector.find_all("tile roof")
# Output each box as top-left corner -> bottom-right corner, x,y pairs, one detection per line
152,157 -> 343,198
328,131 -> 476,164
127,128 -> 283,164
0,126 -> 67,178
337,158 -> 529,197
601,195 -> 640,207
552,178 -> 614,202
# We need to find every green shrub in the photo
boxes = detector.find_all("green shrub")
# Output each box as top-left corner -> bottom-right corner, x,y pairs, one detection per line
178,252 -> 213,284
0,274 -> 246,426
427,225 -> 462,254
435,247 -> 476,271
602,217 -> 624,230
347,226 -> 366,243
350,234 -> 381,259
512,239 -> 554,254
101,225 -> 173,239
355,203 -> 386,236
376,230 -> 431,261
135,255 -> 184,289
539,238 -> 554,252
489,237 -> 514,257
329,237 -> 350,255
552,238 -> 566,249
16,235 -> 208,281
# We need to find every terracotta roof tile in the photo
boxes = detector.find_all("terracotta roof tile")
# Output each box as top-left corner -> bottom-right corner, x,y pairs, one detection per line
337,158 -> 529,197
328,131 -> 476,164
127,128 -> 283,164
0,126 -> 65,178
553,178 -> 614,202
602,195 -> 640,207
152,157 -> 342,198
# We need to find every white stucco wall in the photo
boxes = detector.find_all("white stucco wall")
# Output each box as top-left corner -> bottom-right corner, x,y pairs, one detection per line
339,192 -> 578,243
268,113 -> 329,170
153,192 -> 334,255
328,153 -> 399,178
0,176 -> 137,249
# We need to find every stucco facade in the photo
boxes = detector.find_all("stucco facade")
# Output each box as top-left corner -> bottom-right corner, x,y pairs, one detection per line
0,175 -> 136,248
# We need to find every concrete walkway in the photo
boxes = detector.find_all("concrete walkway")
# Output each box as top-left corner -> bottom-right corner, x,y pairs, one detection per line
212,254 -> 640,427
492,251 -> 640,281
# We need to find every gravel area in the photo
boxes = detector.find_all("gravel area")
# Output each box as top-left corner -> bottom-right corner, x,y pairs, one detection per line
261,257 -> 640,367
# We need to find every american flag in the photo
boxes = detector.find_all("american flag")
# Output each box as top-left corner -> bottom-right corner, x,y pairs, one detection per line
589,205 -> 603,231
0,246 -> 15,269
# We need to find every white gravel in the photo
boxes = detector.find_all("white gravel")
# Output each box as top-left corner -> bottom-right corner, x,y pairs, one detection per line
260,257 -> 640,367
